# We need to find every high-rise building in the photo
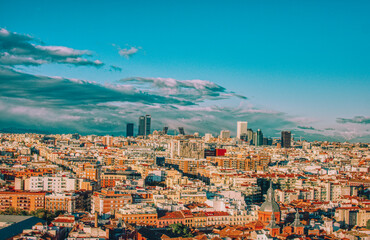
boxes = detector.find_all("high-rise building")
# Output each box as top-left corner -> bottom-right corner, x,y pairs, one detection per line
255,129 -> 263,146
138,116 -> 145,136
178,127 -> 185,135
220,130 -> 231,139
247,129 -> 254,143
138,115 -> 151,136
237,121 -> 248,139
281,131 -> 291,148
126,123 -> 134,137
145,115 -> 151,136
163,126 -> 169,134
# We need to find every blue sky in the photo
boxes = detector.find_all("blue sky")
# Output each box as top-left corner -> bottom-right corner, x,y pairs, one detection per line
0,0 -> 369,141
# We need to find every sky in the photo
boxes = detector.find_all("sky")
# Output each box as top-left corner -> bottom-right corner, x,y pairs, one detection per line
0,0 -> 369,141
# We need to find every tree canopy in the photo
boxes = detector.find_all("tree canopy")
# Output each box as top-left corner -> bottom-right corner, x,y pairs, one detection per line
168,223 -> 193,238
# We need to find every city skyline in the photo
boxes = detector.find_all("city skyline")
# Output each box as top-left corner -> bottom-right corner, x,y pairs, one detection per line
1,1 -> 370,142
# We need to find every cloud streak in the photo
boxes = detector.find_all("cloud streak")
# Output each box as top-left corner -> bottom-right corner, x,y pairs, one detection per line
121,77 -> 247,102
336,116 -> 370,125
0,66 -> 193,107
0,28 -> 104,67
110,65 -> 122,72
297,126 -> 316,130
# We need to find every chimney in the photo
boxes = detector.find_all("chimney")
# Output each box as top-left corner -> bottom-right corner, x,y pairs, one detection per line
94,211 -> 98,228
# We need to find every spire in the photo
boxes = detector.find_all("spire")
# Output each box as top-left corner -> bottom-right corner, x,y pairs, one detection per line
266,211 -> 279,229
267,180 -> 274,201
291,209 -> 304,227
259,179 -> 280,214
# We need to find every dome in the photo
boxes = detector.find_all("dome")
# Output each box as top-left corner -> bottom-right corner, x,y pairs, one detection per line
260,181 -> 280,213
260,199 -> 280,213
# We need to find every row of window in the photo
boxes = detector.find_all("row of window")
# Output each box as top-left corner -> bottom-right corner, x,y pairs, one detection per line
122,216 -> 156,220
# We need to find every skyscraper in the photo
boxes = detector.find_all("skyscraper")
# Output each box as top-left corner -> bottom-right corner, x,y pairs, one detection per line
281,131 -> 291,148
163,126 -> 169,134
138,115 -> 151,136
145,115 -> 151,136
237,121 -> 248,139
255,129 -> 263,146
178,127 -> 185,135
126,123 -> 134,137
138,116 -> 145,136
247,128 -> 254,143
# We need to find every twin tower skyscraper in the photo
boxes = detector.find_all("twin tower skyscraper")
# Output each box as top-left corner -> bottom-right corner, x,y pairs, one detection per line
138,115 -> 151,136
126,115 -> 151,137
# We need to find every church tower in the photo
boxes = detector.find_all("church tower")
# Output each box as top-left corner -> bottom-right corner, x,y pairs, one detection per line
291,209 -> 305,235
265,212 -> 280,237
258,181 -> 281,223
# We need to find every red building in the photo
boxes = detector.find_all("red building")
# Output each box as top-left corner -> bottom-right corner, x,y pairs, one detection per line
265,213 -> 280,237
157,211 -> 187,228
216,148 -> 226,156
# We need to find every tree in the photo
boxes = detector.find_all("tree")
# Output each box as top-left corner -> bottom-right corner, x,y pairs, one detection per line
168,223 -> 193,238
367,219 -> 370,230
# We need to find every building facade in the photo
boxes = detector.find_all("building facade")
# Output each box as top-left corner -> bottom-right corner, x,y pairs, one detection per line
0,191 -> 45,212
237,121 -> 248,139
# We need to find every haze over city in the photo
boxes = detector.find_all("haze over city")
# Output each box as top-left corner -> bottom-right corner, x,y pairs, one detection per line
0,0 -> 369,142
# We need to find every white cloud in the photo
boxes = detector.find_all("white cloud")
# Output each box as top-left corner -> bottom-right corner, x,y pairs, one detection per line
118,46 -> 139,58
0,28 -> 104,67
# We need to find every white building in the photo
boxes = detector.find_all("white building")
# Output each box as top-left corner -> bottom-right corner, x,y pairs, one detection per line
237,121 -> 248,139
219,130 -> 231,139
26,176 -> 80,192
204,133 -> 213,142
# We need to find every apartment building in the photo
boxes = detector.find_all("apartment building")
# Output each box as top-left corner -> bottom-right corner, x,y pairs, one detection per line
91,190 -> 133,214
100,170 -> 141,188
45,192 -> 78,213
335,207 -> 370,227
0,191 -> 45,212
115,204 -> 157,227
25,176 -> 79,192
75,163 -> 101,182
